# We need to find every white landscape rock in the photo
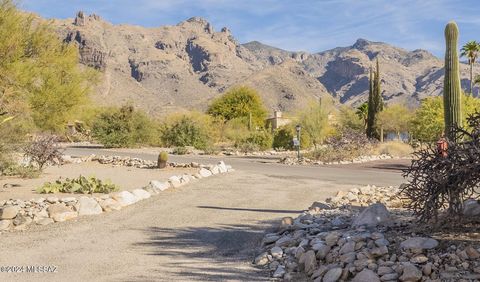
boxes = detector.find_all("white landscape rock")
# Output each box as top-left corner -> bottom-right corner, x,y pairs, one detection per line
98,198 -> 122,212
210,165 -> 220,175
149,180 -> 170,192
132,189 -> 151,200
199,168 -> 213,178
352,203 -> 391,227
77,196 -> 103,216
168,175 -> 183,188
47,203 -> 78,222
111,191 -> 137,207
217,161 -> 227,173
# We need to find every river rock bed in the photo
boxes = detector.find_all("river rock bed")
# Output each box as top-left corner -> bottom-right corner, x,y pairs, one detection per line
62,154 -> 203,169
0,161 -> 233,233
255,186 -> 480,281
280,155 -> 398,166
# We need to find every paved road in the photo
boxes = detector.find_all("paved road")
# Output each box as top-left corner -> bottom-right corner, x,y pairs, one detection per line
0,147 -> 409,282
65,147 -> 409,187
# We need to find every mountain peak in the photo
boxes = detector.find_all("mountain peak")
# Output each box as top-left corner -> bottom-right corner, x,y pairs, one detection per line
179,17 -> 214,33
352,38 -> 373,49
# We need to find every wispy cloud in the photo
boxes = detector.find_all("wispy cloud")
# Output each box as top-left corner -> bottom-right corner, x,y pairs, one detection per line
20,0 -> 480,57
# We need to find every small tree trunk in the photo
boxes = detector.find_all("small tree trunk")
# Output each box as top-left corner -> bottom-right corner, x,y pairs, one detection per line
470,62 -> 474,96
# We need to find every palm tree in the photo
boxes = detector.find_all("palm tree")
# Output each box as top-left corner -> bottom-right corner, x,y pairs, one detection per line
460,40 -> 480,95
356,102 -> 368,129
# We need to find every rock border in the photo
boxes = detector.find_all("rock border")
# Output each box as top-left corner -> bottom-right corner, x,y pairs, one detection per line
0,161 -> 234,232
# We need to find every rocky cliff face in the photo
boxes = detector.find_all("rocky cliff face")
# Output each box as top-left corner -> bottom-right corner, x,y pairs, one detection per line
51,12 -> 477,115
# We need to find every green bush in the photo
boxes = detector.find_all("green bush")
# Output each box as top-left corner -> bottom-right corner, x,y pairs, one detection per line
236,130 -> 272,152
161,113 -> 212,150
37,175 -> 119,194
273,127 -> 294,150
92,105 -> 160,148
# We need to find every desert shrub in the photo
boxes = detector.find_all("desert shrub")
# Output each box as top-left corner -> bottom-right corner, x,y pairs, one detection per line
172,146 -> 189,155
92,105 -> 160,148
298,99 -> 335,149
273,127 -> 294,150
308,128 -> 374,162
373,141 -> 413,157
272,125 -> 311,150
2,165 -> 41,178
37,175 -> 119,194
221,117 -> 250,145
207,86 -> 267,127
161,112 -> 213,150
377,104 -> 413,139
235,130 -> 273,152
402,112 -> 480,222
23,134 -> 63,170
338,105 -> 365,132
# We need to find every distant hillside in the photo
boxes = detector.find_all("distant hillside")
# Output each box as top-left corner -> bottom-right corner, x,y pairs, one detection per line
49,12 -> 478,116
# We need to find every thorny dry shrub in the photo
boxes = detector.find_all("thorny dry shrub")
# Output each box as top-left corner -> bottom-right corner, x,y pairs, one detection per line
24,134 -> 64,170
309,128 -> 376,162
401,112 -> 480,223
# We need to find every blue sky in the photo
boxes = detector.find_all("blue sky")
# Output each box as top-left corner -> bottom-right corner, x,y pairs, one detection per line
20,0 -> 480,57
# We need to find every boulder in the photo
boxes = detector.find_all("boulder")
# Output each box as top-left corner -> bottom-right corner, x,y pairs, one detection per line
323,267 -> 342,282
132,189 -> 151,200
199,168 -> 212,178
0,206 -> 19,219
98,198 -> 122,212
352,269 -> 381,282
77,197 -> 103,216
400,237 -> 438,250
399,263 -> 422,281
463,199 -> 480,216
352,203 -> 391,227
47,203 -> 78,222
111,191 -> 137,207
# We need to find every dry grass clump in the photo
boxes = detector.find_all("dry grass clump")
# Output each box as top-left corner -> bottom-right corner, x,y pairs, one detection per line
373,141 -> 413,157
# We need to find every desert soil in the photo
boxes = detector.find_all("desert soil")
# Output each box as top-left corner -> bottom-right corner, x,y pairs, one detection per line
0,162 -> 196,201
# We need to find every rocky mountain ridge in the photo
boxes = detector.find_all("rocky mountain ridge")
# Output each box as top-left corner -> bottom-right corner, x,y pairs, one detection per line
50,12 -> 478,116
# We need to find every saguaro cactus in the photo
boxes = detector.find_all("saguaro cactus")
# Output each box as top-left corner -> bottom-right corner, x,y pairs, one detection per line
443,21 -> 462,140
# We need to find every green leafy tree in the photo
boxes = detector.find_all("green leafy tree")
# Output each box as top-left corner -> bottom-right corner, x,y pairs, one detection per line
377,104 -> 413,139
0,0 -> 96,133
207,86 -> 267,127
460,40 -> 480,95
298,100 -> 334,149
410,94 -> 480,142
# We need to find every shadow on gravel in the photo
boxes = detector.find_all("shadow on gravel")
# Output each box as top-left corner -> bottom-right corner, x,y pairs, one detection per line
197,205 -> 304,214
368,163 -> 410,172
133,221 -> 278,281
